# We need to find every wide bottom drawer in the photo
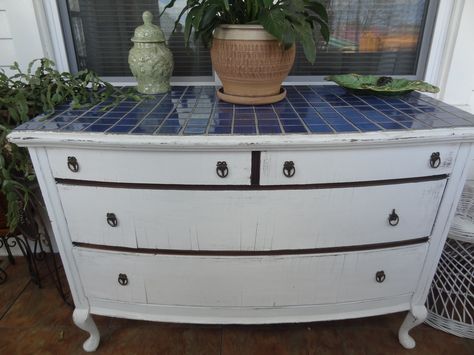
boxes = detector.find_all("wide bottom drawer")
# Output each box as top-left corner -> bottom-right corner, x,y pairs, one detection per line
74,244 -> 428,308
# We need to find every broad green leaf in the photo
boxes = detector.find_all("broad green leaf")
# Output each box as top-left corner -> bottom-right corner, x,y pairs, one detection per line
325,74 -> 440,94
305,1 -> 329,22
292,20 -> 317,64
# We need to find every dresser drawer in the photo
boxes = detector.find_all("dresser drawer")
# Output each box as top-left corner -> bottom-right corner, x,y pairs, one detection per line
59,179 -> 445,250
261,144 -> 458,185
73,244 -> 428,307
47,148 -> 251,185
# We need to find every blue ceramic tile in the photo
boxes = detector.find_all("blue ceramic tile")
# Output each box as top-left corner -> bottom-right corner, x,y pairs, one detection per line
302,117 -> 326,125
283,125 -> 307,133
353,123 -> 381,131
61,123 -> 92,131
107,125 -> 136,133
258,125 -> 282,134
330,124 -> 359,132
377,122 -> 406,130
184,126 -> 207,134
132,125 -> 159,134
208,125 -> 232,134
233,125 -> 257,134
281,118 -> 303,125
95,118 -> 120,125
13,85 -> 474,135
307,124 -> 334,133
85,124 -> 113,132
157,126 -> 182,134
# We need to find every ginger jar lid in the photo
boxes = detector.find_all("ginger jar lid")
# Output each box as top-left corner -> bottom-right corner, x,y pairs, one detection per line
131,11 -> 165,43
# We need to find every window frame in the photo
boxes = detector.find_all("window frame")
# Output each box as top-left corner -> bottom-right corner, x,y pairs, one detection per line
54,0 -> 439,85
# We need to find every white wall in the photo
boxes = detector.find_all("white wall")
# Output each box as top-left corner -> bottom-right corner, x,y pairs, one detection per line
434,0 -> 474,113
0,0 -> 46,75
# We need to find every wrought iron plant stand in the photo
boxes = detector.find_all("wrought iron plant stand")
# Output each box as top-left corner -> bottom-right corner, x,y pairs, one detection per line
0,197 -> 72,305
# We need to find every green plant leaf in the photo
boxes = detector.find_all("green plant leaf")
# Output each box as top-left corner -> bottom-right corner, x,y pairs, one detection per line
292,20 -> 317,64
325,74 -> 440,94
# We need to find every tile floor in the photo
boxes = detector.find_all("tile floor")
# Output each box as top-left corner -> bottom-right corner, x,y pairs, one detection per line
0,257 -> 473,355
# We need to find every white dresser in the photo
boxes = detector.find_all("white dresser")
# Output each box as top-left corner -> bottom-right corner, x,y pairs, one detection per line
8,85 -> 474,351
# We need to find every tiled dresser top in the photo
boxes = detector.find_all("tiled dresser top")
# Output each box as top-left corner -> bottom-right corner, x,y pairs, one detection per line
15,85 -> 474,135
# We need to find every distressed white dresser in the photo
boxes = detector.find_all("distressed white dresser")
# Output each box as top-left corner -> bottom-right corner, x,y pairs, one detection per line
8,86 -> 474,351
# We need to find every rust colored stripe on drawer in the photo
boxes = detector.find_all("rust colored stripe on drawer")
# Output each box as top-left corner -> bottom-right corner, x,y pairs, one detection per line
56,174 -> 448,191
251,151 -> 261,186
73,237 -> 429,256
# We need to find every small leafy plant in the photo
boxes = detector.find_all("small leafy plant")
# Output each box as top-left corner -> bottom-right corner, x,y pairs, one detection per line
0,58 -> 141,230
161,0 -> 330,63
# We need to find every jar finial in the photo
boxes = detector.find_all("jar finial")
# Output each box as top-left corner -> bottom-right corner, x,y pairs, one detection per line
143,11 -> 153,24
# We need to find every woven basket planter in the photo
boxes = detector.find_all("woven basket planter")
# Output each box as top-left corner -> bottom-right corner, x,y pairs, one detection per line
211,25 -> 295,105
425,181 -> 474,339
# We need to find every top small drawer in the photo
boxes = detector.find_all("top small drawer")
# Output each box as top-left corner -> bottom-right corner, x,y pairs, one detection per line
261,144 -> 458,185
46,148 -> 251,185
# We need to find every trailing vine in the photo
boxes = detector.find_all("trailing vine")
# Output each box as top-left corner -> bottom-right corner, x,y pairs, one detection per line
0,58 -> 142,230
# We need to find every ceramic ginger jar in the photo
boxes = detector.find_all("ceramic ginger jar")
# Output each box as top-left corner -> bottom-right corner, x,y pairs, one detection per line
128,11 -> 173,94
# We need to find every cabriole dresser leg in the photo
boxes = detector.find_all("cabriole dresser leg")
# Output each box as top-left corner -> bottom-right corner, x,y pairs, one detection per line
398,305 -> 427,349
73,308 -> 100,352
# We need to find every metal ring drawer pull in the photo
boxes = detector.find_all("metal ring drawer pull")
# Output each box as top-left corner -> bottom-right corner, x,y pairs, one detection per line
375,270 -> 386,283
283,161 -> 296,178
388,209 -> 399,226
430,152 -> 441,168
216,161 -> 228,178
67,156 -> 79,172
118,273 -> 128,286
106,213 -> 118,227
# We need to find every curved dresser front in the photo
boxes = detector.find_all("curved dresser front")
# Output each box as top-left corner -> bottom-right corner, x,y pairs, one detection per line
8,85 -> 474,351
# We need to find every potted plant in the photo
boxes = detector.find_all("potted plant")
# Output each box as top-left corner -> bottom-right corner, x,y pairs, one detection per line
0,58 -> 141,232
161,0 -> 330,104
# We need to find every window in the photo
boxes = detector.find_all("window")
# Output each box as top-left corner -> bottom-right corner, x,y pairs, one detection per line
58,0 -> 439,81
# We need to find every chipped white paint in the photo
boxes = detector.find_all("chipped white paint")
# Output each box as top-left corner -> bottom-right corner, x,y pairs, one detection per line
59,181 -> 445,250
8,127 -> 474,150
72,308 -> 100,352
8,127 -> 474,351
260,144 -> 457,185
74,244 -> 428,307
47,148 -> 252,185
398,305 -> 429,349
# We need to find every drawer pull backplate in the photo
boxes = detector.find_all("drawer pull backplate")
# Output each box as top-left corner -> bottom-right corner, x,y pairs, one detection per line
216,161 -> 229,178
430,152 -> 441,168
375,271 -> 386,283
106,213 -> 118,227
67,156 -> 79,172
283,161 -> 296,178
388,209 -> 399,226
118,273 -> 128,286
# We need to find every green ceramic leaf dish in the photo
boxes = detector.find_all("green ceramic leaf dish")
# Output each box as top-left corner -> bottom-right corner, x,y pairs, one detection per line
325,74 -> 440,95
